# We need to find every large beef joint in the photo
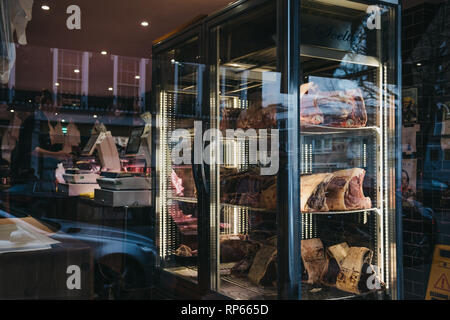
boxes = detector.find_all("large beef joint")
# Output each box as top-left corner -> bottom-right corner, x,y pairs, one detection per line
300,82 -> 324,125
300,173 -> 333,212
220,168 -> 276,209
336,247 -> 374,294
301,238 -> 328,285
315,89 -> 367,128
326,168 -> 372,211
300,169 -> 372,213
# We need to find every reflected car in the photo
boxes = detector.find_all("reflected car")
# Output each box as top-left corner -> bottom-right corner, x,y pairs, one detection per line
0,208 -> 156,300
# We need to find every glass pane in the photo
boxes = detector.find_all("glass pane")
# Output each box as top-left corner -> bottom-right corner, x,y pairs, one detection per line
156,37 -> 201,283
210,2 -> 280,299
299,0 -> 398,299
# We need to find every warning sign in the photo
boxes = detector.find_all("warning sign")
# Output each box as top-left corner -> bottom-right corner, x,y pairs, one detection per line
426,245 -> 450,300
434,274 -> 450,292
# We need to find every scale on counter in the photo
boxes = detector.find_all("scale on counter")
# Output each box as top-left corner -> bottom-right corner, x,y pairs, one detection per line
96,172 -> 151,191
58,134 -> 104,197
94,118 -> 153,207
63,168 -> 99,184
94,172 -> 152,207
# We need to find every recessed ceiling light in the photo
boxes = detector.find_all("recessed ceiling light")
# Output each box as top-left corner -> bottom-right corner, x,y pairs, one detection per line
101,51 -> 108,55
93,115 -> 98,118
62,119 -> 66,123
55,113 -> 58,116
55,82 -> 60,86
74,69 -> 80,73
135,75 -> 140,79
140,21 -> 150,27
10,109 -> 14,113
108,87 -> 113,91
41,5 -> 50,11
417,63 -> 422,66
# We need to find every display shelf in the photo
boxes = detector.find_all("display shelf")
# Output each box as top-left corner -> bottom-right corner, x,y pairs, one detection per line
301,44 -> 380,67
301,283 -> 384,300
303,207 -> 380,216
166,266 -> 198,282
155,0 -> 400,301
226,44 -> 380,71
169,196 -> 198,204
300,124 -> 381,136
220,263 -> 277,300
221,202 -> 276,213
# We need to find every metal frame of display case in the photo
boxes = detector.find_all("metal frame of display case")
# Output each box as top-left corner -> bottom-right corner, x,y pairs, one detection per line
152,0 -> 402,300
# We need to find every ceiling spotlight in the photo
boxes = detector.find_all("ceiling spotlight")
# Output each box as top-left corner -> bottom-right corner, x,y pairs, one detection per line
55,82 -> 60,86
140,21 -> 150,27
417,63 -> 422,66
93,115 -> 98,118
74,69 -> 80,73
10,109 -> 14,113
41,5 -> 50,11
55,113 -> 58,116
135,75 -> 140,80
62,119 -> 66,123
108,87 -> 113,91
101,51 -> 108,55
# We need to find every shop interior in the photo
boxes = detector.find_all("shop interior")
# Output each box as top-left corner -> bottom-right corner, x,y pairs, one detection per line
0,0 -> 448,302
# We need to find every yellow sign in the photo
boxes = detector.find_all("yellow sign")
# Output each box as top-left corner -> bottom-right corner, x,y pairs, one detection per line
426,245 -> 450,300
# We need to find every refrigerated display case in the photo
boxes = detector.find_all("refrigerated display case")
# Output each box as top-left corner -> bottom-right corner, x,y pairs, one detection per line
153,0 -> 402,300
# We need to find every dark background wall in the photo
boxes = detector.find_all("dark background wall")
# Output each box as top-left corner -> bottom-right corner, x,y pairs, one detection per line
402,0 -> 450,299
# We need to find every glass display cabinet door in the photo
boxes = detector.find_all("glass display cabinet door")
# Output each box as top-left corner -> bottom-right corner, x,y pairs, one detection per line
155,35 -> 203,284
298,0 -> 400,299
208,1 -> 282,300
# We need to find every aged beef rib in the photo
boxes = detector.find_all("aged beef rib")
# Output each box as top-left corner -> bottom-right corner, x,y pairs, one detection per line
300,173 -> 334,212
315,89 -> 367,128
326,168 -> 372,211
300,82 -> 324,125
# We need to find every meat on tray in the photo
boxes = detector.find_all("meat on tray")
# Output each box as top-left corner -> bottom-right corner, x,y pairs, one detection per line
300,168 -> 372,212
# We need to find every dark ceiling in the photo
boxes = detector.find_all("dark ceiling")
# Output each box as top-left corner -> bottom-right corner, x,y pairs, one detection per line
26,0 -> 232,58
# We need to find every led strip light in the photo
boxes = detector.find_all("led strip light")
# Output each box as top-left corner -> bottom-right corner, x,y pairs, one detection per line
384,64 -> 390,288
378,64 -> 385,285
